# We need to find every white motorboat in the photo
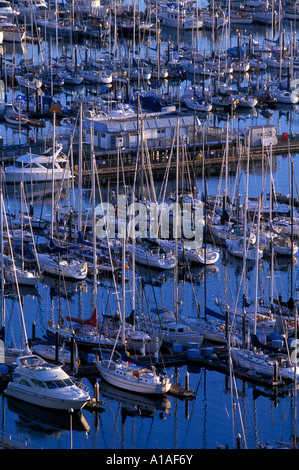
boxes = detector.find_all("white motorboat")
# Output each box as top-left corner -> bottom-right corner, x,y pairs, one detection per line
230,347 -> 299,381
127,244 -> 176,270
96,347 -> 171,395
37,253 -> 88,280
4,354 -> 90,410
4,144 -> 72,183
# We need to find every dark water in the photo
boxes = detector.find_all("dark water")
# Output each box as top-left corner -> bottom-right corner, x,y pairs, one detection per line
1,2 -> 299,452
0,152 -> 298,451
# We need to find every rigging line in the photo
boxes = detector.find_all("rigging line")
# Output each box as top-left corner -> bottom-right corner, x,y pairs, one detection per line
19,182 -> 42,275
1,193 -> 29,350
230,357 -> 248,449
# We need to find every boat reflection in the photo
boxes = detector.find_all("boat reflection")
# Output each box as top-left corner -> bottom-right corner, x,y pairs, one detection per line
41,275 -> 87,298
98,379 -> 171,420
6,395 -> 90,435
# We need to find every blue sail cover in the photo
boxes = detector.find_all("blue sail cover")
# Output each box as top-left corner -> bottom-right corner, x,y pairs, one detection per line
120,345 -> 149,368
205,306 -> 225,321
227,46 -> 246,58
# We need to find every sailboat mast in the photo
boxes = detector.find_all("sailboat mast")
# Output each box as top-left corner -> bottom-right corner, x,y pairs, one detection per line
51,112 -> 56,238
122,226 -> 126,346
254,197 -> 261,336
0,186 -> 4,345
78,103 -> 83,235
91,121 -> 97,310
174,118 -> 179,321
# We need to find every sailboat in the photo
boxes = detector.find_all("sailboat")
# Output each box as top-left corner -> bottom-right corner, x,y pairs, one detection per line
230,346 -> 299,381
96,235 -> 172,395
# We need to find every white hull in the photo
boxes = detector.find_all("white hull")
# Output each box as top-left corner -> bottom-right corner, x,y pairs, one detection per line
97,360 -> 171,395
226,239 -> 263,260
5,267 -> 40,286
5,169 -> 71,183
4,355 -> 90,410
37,254 -> 88,280
181,316 -> 227,344
127,245 -> 176,270
230,347 -> 299,381
32,344 -> 71,364
5,383 -> 88,410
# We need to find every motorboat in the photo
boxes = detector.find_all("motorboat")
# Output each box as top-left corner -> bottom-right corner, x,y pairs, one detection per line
96,347 -> 171,395
4,354 -> 90,410
37,253 -> 88,280
4,144 -> 72,183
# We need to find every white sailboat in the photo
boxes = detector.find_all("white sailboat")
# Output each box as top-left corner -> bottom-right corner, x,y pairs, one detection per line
226,237 -> 263,260
127,243 -> 176,270
37,253 -> 88,280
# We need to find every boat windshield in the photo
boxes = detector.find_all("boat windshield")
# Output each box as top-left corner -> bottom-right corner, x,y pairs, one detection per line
45,378 -> 74,388
19,356 -> 46,367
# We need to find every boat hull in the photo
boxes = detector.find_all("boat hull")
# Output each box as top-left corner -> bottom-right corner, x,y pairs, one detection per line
97,361 -> 171,395
4,383 -> 88,410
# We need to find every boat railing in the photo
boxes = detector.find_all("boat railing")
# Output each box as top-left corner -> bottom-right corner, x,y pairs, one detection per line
72,379 -> 90,394
0,431 -> 42,449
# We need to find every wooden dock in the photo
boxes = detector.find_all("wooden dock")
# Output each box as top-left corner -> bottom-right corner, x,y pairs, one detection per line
76,135 -> 298,182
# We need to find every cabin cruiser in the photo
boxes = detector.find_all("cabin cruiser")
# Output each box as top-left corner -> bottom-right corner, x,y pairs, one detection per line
4,144 -> 72,183
4,355 -> 90,410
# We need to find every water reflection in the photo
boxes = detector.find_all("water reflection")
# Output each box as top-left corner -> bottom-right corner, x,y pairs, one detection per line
6,396 -> 90,435
98,379 -> 171,421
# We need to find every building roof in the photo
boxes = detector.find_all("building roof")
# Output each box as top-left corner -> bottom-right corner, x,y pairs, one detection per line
87,114 -> 200,133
